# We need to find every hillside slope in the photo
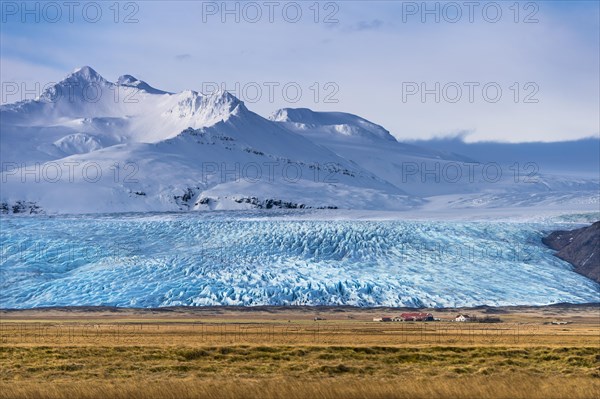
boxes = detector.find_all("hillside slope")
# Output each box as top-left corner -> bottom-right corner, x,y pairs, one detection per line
1,67 -> 598,214
270,108 -> 599,199
0,67 -> 416,213
543,222 -> 600,283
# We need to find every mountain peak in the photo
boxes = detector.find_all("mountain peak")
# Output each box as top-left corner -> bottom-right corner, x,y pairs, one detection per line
205,88 -> 239,101
67,66 -> 107,83
36,66 -> 109,102
204,89 -> 245,114
116,74 -> 138,85
116,74 -> 167,94
271,108 -> 397,142
164,89 -> 247,125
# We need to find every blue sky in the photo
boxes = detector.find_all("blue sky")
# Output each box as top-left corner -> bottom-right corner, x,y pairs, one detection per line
1,0 -> 599,142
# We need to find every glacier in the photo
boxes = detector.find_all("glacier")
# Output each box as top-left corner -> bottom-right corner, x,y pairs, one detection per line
1,213 -> 598,308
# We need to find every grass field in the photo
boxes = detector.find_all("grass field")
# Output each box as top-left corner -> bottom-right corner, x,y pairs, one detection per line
1,304 -> 599,398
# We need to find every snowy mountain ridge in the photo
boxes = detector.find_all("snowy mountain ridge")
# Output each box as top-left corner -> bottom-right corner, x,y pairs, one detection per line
270,107 -> 398,142
1,66 -> 598,214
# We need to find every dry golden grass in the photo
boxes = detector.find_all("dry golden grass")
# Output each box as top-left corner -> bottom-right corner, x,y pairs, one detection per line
1,305 -> 598,398
1,376 -> 599,399
1,345 -> 599,380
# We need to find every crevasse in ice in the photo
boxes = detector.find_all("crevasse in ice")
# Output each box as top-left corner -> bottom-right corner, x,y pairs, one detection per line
1,214 -> 598,308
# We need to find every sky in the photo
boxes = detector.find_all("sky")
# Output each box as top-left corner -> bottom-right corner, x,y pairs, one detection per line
1,0 -> 599,142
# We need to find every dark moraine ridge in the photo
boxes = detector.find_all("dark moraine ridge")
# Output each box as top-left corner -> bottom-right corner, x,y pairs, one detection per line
542,221 -> 600,284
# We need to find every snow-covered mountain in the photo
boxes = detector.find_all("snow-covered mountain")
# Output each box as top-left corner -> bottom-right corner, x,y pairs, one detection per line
271,108 -> 600,199
270,108 -> 399,142
1,67 -> 415,213
1,67 -> 597,214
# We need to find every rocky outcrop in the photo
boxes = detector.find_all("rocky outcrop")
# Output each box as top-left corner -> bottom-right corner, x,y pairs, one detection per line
0,201 -> 43,214
543,222 -> 600,283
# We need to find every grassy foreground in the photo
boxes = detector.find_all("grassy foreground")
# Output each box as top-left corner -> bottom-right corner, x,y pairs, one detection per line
1,305 -> 599,398
1,376 -> 598,399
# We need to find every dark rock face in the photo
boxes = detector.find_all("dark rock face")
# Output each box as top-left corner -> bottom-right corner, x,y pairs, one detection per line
0,201 -> 42,214
542,222 -> 600,284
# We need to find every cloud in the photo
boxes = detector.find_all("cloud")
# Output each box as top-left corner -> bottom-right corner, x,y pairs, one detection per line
174,54 -> 192,61
345,19 -> 384,32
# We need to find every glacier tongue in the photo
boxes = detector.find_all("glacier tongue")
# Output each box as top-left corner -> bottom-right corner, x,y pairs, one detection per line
1,215 -> 598,308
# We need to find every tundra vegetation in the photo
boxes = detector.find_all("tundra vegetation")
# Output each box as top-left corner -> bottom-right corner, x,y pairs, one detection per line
1,305 -> 598,399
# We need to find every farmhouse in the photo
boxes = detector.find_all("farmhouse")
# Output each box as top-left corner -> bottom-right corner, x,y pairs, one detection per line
455,314 -> 474,322
399,312 -> 434,322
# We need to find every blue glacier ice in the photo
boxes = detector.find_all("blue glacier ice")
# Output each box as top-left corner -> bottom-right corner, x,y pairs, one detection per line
0,213 -> 598,308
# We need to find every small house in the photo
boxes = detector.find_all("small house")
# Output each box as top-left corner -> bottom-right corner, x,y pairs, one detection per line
455,314 -> 473,322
